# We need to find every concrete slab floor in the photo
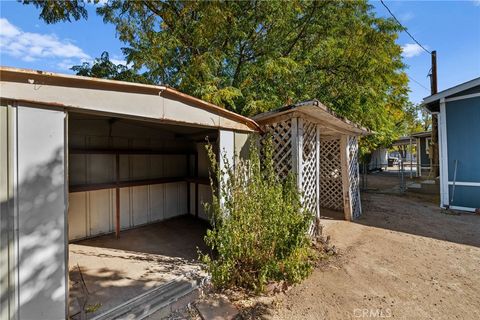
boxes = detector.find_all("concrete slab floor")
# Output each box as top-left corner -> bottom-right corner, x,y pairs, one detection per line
68,215 -> 209,319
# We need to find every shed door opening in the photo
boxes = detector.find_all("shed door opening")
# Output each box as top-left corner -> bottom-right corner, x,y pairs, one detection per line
67,112 -> 215,319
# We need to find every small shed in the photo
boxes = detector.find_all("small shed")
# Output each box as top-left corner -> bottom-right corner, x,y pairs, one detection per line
368,147 -> 388,171
254,100 -> 369,223
423,77 -> 480,212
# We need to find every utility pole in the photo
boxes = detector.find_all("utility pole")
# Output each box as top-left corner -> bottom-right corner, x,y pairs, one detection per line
430,50 -> 439,177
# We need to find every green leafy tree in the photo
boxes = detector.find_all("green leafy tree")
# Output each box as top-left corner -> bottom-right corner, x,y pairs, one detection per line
71,51 -> 152,83
24,0 -> 411,152
21,0 -> 93,23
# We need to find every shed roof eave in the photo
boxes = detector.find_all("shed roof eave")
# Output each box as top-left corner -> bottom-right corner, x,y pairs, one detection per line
253,100 -> 370,136
422,77 -> 480,105
410,131 -> 432,138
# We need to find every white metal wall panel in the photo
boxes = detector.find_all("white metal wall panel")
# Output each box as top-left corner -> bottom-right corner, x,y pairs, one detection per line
131,155 -> 149,180
68,192 -> 87,240
88,154 -> 115,183
234,132 -> 251,161
177,182 -> 188,215
219,130 -> 235,209
164,183 -> 181,219
189,183 -> 196,217
119,188 -> 131,229
132,186 -> 149,225
119,155 -> 130,181
67,119 -> 203,240
150,155 -> 164,178
164,155 -> 186,177
0,103 -> 14,320
88,189 -> 113,236
149,184 -> 165,221
69,154 -> 87,185
17,106 -> 67,320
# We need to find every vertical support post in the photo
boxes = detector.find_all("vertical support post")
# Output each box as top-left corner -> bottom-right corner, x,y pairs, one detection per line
218,130 -> 235,212
194,151 -> 199,218
115,153 -> 120,238
0,103 -> 17,319
186,153 -> 191,215
316,124 -> 321,219
298,118 -> 304,194
354,137 -> 362,217
438,98 -> 449,208
340,135 -> 353,221
430,50 -> 439,178
416,138 -> 421,177
291,118 -> 299,184
291,117 -> 303,193
409,137 -> 413,178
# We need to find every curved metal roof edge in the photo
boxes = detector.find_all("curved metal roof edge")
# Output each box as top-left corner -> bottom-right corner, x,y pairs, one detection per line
0,66 -> 261,132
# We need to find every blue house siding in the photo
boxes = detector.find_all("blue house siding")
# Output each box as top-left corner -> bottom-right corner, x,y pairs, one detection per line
445,96 -> 480,209
448,185 -> 480,208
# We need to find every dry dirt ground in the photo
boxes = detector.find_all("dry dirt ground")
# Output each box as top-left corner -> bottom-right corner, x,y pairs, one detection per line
244,174 -> 480,320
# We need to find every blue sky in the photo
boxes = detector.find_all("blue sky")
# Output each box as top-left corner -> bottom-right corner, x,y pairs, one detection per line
0,1 -> 479,104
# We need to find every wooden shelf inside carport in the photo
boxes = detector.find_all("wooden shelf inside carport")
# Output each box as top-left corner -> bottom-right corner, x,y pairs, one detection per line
68,147 -> 204,238
69,148 -> 196,155
69,176 -> 209,193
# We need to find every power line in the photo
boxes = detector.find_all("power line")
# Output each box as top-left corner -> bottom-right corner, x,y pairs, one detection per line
380,0 -> 431,54
408,76 -> 429,91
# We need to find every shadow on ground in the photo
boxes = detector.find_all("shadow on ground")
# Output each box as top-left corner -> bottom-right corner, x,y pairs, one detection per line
74,215 -> 210,260
355,173 -> 480,248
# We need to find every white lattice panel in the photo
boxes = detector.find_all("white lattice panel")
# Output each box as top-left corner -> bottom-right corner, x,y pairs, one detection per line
320,138 -> 343,211
262,119 -> 293,180
302,120 -> 318,217
348,136 -> 362,218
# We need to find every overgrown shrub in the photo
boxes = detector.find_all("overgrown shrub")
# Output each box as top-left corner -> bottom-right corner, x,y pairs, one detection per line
200,139 -> 316,292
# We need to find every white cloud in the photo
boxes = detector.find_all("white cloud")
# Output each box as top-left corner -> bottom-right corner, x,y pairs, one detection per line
88,0 -> 108,6
110,56 -> 133,68
474,0 -> 480,6
56,59 -> 75,70
399,12 -> 414,22
401,43 -> 426,58
0,18 -> 90,64
110,58 -> 128,65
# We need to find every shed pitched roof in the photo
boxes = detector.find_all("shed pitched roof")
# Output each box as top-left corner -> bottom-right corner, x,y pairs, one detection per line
0,66 -> 260,132
253,100 -> 370,136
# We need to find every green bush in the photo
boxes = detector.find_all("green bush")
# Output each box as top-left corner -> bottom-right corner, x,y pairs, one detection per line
200,139 -> 316,292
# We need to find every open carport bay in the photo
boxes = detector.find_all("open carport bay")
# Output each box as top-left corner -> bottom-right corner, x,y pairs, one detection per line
67,113 -> 216,318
